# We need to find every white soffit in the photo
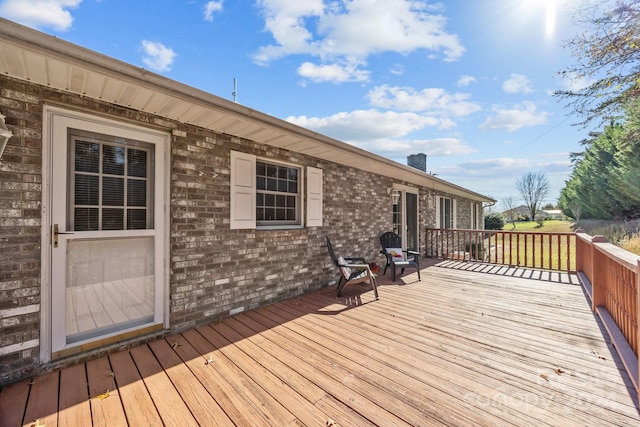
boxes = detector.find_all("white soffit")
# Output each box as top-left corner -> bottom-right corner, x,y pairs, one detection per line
0,18 -> 493,203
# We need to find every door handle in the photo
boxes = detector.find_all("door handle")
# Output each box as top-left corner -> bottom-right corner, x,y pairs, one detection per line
52,224 -> 74,248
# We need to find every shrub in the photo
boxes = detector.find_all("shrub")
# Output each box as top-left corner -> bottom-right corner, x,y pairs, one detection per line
485,213 -> 505,230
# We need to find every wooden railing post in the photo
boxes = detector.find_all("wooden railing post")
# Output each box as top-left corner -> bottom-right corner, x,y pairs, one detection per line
591,235 -> 609,312
575,229 -> 585,273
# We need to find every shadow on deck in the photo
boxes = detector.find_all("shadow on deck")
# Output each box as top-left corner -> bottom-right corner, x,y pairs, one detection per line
1,261 -> 639,426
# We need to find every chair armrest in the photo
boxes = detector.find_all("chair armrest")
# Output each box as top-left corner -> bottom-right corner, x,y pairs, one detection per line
344,257 -> 366,263
405,250 -> 420,256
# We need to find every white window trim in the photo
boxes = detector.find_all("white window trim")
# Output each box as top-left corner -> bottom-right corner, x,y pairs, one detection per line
436,196 -> 457,229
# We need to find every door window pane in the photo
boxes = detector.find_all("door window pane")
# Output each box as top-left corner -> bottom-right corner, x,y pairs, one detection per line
69,130 -> 152,231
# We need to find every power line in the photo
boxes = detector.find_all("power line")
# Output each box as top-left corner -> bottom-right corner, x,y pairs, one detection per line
507,115 -> 571,157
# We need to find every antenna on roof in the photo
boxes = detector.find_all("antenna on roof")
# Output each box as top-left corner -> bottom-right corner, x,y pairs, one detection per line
232,78 -> 237,102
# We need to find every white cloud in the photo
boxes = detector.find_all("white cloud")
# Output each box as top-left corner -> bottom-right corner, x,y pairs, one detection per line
297,62 -> 370,83
457,75 -> 477,87
503,73 -> 534,94
366,137 -> 476,158
389,64 -> 404,76
436,153 -> 572,202
367,85 -> 481,117
141,40 -> 177,72
287,109 -> 440,141
0,0 -> 82,31
204,0 -> 223,21
254,0 -> 464,82
479,102 -> 549,132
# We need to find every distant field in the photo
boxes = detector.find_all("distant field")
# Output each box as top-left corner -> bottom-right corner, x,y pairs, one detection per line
499,219 -> 640,256
501,220 -> 573,233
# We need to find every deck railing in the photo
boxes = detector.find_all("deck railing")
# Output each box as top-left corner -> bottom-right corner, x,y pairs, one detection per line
575,230 -> 639,393
425,227 -> 639,396
425,228 -> 576,272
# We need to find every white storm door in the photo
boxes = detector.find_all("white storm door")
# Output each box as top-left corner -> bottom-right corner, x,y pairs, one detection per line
49,109 -> 167,355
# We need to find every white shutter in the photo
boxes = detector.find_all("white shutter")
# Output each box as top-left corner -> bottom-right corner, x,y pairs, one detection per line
230,150 -> 256,229
435,196 -> 441,228
306,167 -> 323,227
452,199 -> 457,229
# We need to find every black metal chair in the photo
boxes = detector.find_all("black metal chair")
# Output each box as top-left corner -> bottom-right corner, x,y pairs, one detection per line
326,237 -> 378,299
379,231 -> 421,282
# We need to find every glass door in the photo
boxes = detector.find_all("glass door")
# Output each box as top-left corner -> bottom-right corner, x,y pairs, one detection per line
48,109 -> 166,356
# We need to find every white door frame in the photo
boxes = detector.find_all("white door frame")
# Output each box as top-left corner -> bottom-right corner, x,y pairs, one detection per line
40,105 -> 170,362
392,184 -> 419,251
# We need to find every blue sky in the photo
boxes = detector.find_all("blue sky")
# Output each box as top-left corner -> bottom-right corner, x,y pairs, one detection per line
0,0 -> 590,206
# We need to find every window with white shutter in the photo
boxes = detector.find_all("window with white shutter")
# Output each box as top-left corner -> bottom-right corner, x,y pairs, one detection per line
230,151 -> 320,229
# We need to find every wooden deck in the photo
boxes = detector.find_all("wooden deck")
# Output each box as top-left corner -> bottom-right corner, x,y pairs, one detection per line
2,261 -> 639,426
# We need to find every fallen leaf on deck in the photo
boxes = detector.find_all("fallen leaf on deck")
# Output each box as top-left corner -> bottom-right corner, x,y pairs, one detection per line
599,356 -> 606,360
171,342 -> 181,349
555,368 -> 565,375
540,374 -> 549,381
326,418 -> 337,426
29,419 -> 45,427
205,356 -> 214,365
96,390 -> 110,400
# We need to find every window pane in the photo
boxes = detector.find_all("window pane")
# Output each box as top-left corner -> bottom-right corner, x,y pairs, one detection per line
127,179 -> 147,207
128,149 -> 147,178
103,145 -> 125,175
265,194 -> 275,207
265,208 -> 275,220
75,175 -> 99,205
103,208 -> 124,230
127,209 -> 147,230
75,141 -> 99,173
74,208 -> 99,231
255,160 -> 301,226
103,177 -> 124,206
257,177 -> 266,190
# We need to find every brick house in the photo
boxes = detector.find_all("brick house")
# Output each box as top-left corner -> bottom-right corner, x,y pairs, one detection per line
0,19 -> 493,385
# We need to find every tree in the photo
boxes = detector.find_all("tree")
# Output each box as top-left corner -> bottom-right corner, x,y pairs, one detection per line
484,213 -> 504,230
501,196 -> 518,230
569,199 -> 583,222
515,172 -> 549,222
556,1 -> 640,127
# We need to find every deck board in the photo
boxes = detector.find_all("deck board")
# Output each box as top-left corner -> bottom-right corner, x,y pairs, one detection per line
86,356 -> 129,427
2,263 -> 639,426
58,363 -> 92,427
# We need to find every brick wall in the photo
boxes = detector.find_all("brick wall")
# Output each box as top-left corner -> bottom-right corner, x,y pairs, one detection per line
0,75 -> 478,385
0,77 -> 43,383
